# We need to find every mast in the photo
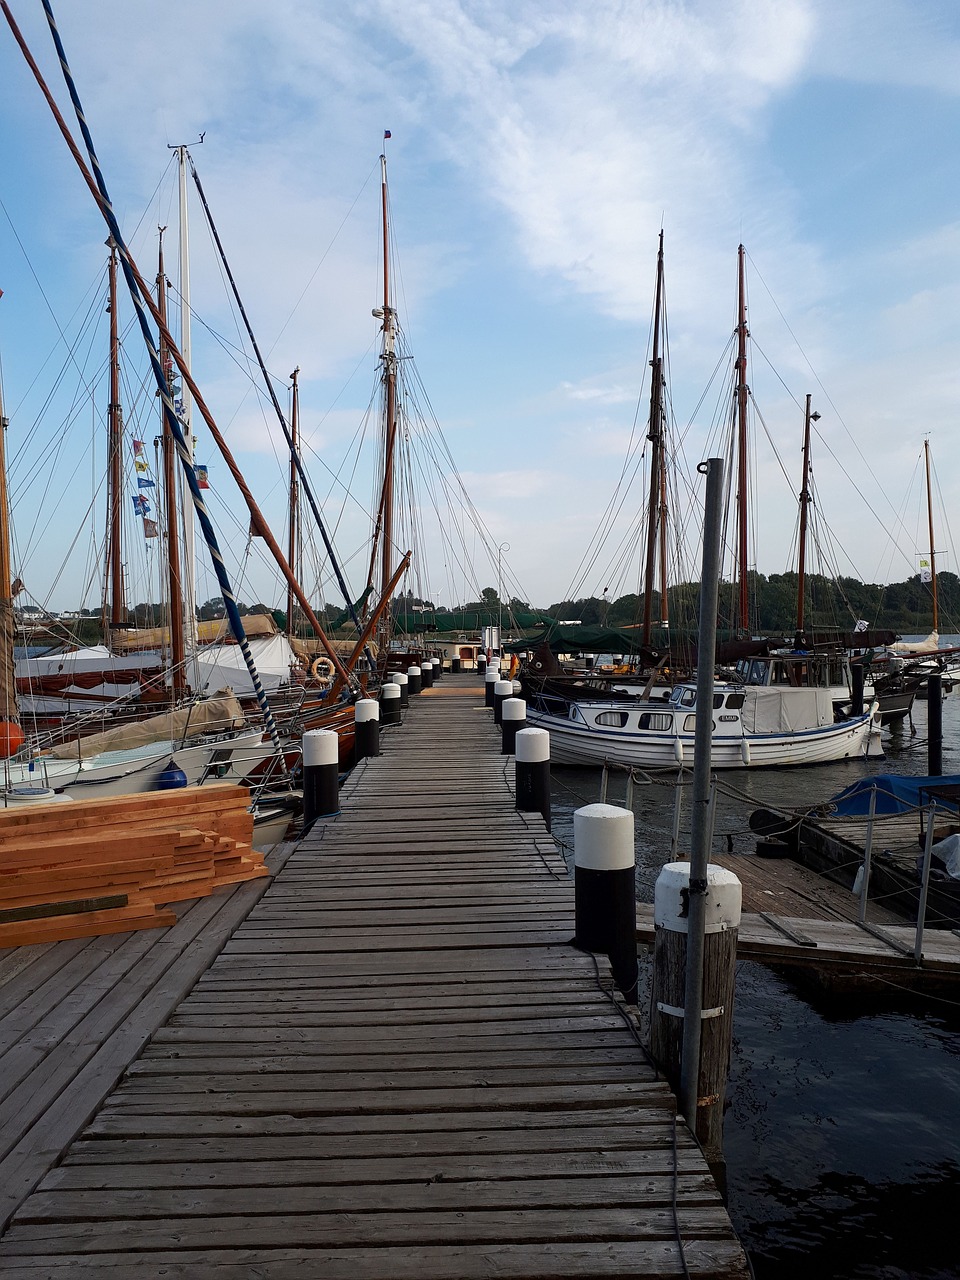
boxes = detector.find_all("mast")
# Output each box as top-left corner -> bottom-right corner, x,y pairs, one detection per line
175,144 -> 199,685
642,231 -> 665,646
735,244 -> 750,633
796,394 -> 819,635
377,148 -> 398,653
924,437 -> 939,635
287,366 -> 300,637
0,331 -> 17,726
157,229 -> 187,700
105,237 -> 125,634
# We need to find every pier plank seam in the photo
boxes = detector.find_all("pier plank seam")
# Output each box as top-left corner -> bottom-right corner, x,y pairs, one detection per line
0,676 -> 750,1278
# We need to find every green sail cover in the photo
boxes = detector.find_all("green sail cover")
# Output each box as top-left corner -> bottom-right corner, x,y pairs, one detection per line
391,608 -> 556,634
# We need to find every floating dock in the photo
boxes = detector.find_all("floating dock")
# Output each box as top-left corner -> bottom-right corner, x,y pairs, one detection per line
0,673 -> 749,1278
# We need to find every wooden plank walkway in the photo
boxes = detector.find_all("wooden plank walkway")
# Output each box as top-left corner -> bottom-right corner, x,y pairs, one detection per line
0,673 -> 749,1278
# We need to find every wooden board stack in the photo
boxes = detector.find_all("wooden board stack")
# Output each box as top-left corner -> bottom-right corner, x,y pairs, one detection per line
0,783 -> 265,948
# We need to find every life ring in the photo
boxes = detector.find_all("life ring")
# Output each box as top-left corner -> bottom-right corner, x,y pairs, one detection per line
309,656 -> 335,684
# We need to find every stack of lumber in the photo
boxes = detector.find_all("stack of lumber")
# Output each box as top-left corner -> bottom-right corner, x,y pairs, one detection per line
0,783 -> 265,948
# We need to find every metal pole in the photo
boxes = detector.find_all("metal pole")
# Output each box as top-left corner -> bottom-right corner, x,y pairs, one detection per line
680,457 -> 725,1127
915,802 -> 936,962
858,784 -> 877,924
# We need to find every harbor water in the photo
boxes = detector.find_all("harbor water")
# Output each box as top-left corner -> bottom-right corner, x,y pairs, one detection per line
549,675 -> 960,1280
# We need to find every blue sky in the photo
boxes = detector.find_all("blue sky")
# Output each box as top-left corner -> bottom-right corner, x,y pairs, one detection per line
1,0 -> 959,617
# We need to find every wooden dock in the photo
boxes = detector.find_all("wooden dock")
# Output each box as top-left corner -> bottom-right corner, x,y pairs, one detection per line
0,673 -> 749,1278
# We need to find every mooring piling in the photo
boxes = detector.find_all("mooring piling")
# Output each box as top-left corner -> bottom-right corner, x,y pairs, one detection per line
573,802 -> 639,1005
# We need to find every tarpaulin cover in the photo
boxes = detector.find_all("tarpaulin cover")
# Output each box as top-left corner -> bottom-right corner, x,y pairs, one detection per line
822,774 -> 960,817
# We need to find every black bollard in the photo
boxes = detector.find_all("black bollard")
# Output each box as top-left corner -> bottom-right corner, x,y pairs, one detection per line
451,656 -> 461,673
354,698 -> 380,759
407,665 -> 422,696
393,670 -> 409,708
515,727 -> 551,831
421,660 -> 434,689
380,681 -> 401,726
573,803 -> 638,1004
501,697 -> 526,754
477,653 -> 487,676
493,679 -> 512,725
484,667 -> 499,708
303,729 -> 340,827
929,671 -> 943,775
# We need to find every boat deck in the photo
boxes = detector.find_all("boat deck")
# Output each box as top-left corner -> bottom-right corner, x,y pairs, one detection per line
0,673 -> 749,1278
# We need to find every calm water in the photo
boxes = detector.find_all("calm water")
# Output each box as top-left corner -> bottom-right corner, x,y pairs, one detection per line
548,676 -> 960,1280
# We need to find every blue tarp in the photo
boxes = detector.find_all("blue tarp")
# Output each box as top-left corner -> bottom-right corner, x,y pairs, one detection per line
824,774 -> 960,817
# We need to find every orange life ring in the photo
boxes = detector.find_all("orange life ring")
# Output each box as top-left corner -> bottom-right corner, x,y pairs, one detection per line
309,656 -> 335,684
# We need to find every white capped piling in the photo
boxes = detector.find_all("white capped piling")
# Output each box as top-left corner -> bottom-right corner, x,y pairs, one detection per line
650,862 -> 741,1162
354,698 -> 380,760
573,803 -> 638,1004
501,697 -> 526,754
512,678 -> 522,696
451,655 -> 461,673
380,681 -> 401,726
477,653 -> 487,675
433,655 -> 444,679
392,669 -> 410,708
407,665 -> 422,696
302,728 -> 340,827
421,660 -> 435,689
484,666 -> 499,708
493,678 -> 512,725
515,726 -> 551,831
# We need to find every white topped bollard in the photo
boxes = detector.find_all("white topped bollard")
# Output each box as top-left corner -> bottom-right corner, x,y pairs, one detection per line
380,681 -> 401,726
392,669 -> 409,708
421,659 -> 435,689
302,728 -> 340,829
515,726 -> 550,831
493,679 -> 513,725
477,652 -> 487,676
484,665 -> 500,708
573,804 -> 638,1003
407,665 -> 422,696
500,697 -> 526,755
354,698 -> 380,760
650,861 -> 741,1162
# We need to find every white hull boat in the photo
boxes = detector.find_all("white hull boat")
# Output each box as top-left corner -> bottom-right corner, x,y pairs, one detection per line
525,682 -> 883,770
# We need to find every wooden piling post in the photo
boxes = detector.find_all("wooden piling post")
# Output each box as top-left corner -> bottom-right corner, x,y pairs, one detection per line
928,672 -> 943,775
650,861 -> 740,1162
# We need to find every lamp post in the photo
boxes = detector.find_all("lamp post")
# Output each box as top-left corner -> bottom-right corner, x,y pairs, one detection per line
497,542 -> 510,650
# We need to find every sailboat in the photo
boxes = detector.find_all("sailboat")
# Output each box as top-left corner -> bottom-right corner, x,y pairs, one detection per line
524,240 -> 883,770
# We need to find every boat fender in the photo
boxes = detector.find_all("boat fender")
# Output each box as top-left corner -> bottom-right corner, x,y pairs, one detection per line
310,656 -> 335,685
674,739 -> 683,764
157,762 -> 188,790
741,740 -> 751,766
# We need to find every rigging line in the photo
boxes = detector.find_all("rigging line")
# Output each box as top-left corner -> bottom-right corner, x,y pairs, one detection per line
187,155 -> 370,660
29,0 -> 290,765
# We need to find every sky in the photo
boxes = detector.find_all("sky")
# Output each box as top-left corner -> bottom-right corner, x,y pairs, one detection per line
1,0 -> 960,617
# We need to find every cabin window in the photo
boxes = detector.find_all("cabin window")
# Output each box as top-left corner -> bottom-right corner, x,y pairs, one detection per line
638,712 -> 672,731
725,693 -> 745,709
683,715 -> 698,732
679,688 -> 697,707
713,693 -> 725,709
595,711 -> 629,727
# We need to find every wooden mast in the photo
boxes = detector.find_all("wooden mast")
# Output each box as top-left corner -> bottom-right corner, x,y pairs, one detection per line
924,437 -> 939,635
156,229 -> 187,701
105,238 -> 125,635
735,244 -> 750,633
796,393 -> 819,636
287,366 -> 300,638
378,150 -> 398,654
642,231 -> 666,646
0,331 -> 17,726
